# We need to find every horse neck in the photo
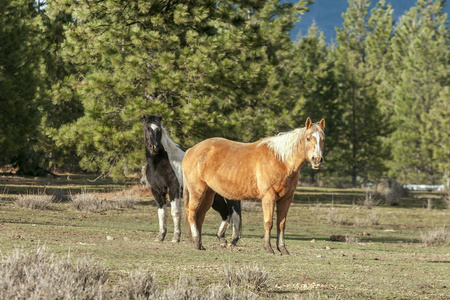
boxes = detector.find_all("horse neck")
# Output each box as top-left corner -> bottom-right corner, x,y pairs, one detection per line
159,127 -> 185,185
283,132 -> 309,174
285,143 -> 307,174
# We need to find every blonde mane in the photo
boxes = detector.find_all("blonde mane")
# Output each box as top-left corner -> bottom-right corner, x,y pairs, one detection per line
258,127 -> 306,163
160,126 -> 185,186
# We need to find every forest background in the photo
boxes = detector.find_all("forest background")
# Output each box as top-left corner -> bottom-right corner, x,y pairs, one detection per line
1,0 -> 449,188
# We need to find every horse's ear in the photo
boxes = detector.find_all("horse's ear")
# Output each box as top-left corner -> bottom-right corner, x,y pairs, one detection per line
142,114 -> 147,120
319,118 -> 325,130
305,117 -> 312,129
157,115 -> 162,122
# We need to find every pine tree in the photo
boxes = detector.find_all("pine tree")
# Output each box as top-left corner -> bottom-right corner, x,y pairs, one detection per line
387,0 -> 450,185
0,0 -> 45,172
48,0 -> 310,179
332,0 -> 393,186
289,23 -> 341,185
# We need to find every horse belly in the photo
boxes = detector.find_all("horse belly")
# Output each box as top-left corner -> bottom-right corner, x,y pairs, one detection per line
205,163 -> 260,200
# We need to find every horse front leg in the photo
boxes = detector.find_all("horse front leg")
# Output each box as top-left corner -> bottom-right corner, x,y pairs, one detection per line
152,189 -> 167,241
261,193 -> 276,254
155,204 -> 167,242
170,197 -> 181,243
276,194 -> 293,255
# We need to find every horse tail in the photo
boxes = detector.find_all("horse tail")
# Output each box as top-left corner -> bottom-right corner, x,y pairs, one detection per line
182,173 -> 192,241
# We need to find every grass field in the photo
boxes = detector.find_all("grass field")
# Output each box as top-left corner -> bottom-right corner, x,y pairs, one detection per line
0,174 -> 449,299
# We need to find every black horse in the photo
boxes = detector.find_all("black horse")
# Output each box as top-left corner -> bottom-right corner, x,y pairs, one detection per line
143,115 -> 241,246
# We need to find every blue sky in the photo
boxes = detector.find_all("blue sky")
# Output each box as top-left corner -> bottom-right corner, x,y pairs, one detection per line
291,0 -> 450,43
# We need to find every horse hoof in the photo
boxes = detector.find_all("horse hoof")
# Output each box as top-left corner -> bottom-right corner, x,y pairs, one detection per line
155,234 -> 165,242
219,238 -> 228,247
279,247 -> 290,256
194,242 -> 206,250
264,247 -> 275,255
171,238 -> 180,243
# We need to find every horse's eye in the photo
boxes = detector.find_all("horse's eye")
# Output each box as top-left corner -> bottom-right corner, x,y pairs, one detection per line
307,138 -> 310,142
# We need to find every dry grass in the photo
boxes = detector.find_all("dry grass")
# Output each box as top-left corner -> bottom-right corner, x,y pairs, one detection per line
14,193 -> 54,209
420,227 -> 450,246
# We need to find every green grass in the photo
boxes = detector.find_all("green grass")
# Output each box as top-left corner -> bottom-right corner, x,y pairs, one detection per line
1,174 -> 449,299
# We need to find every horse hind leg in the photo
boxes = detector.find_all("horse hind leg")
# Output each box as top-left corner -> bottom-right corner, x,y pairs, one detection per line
230,205 -> 241,246
217,216 -> 230,247
187,187 -> 215,250
212,195 -> 231,247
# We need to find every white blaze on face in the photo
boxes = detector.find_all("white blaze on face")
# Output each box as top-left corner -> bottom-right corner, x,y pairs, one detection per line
150,123 -> 159,131
312,132 -> 322,159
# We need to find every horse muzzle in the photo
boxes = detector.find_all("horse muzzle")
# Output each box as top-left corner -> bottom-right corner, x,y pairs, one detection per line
147,145 -> 159,156
311,156 -> 323,170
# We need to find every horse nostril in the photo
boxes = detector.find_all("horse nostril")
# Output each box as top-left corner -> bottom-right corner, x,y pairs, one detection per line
320,157 -> 323,163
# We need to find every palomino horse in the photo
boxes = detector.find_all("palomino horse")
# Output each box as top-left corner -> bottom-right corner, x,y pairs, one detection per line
183,117 -> 325,255
143,115 -> 241,245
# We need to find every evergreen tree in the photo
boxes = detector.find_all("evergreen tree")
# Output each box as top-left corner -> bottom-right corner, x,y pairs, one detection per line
387,0 -> 449,185
48,0 -> 309,179
290,24 -> 341,185
0,0 -> 46,173
332,0 -> 393,186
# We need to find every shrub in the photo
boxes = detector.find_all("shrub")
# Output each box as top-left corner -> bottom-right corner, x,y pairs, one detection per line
345,235 -> 360,244
241,201 -> 262,212
224,265 -> 271,292
354,212 -> 378,227
15,193 -> 54,209
0,247 -> 260,300
443,190 -> 450,210
421,227 -> 450,246
326,209 -> 346,225
0,247 -> 109,300
70,189 -> 136,212
373,179 -> 406,206
118,269 -> 158,299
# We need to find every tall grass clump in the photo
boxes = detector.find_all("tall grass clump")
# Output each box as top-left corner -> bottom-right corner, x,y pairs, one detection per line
358,191 -> 382,209
15,193 -> 54,209
224,265 -> 271,292
421,227 -> 450,246
325,208 -> 346,225
0,247 -> 109,299
70,189 -> 136,212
